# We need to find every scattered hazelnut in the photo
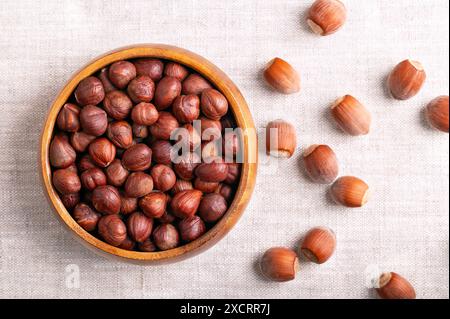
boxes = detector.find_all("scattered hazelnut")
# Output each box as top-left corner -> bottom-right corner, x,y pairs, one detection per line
195,158 -> 229,182
151,164 -> 177,192
108,61 -> 136,89
121,143 -> 152,171
224,163 -> 241,185
127,211 -> 153,243
170,189 -> 203,219
137,238 -> 157,252
53,168 -> 81,195
388,59 -> 426,100
174,152 -> 201,180
201,88 -> 229,120
266,119 -> 297,158
172,94 -> 200,123
198,193 -> 228,223
151,140 -> 174,165
171,179 -> 193,195
103,90 -> 133,120
263,58 -> 300,94
303,145 -> 339,183
88,137 -> 116,167
106,121 -> 133,149
154,76 -> 182,110
199,116 -> 222,142
92,185 -> 121,215
301,227 -> 336,264
376,272 -> 416,299
182,74 -> 212,95
127,75 -> 155,103
120,192 -> 138,215
78,154 -> 97,172
149,111 -> 180,140
331,95 -> 371,136
164,62 -> 189,81
139,191 -> 168,218
124,172 -> 154,198
426,95 -> 449,133
178,216 -> 206,242
80,167 -> 107,191
98,214 -> 127,246
153,223 -> 180,251
74,76 -> 105,106
133,58 -> 164,81
56,103 -> 80,132
49,134 -> 76,168
60,192 -> 80,210
307,0 -> 347,36
330,176 -> 369,207
73,203 -> 101,231
194,178 -> 219,193
98,67 -> 116,93
131,102 -> 159,125
260,247 -> 299,282
79,105 -> 108,136
70,131 -> 96,153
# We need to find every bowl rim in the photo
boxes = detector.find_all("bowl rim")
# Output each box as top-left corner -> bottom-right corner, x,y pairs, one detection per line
40,44 -> 258,264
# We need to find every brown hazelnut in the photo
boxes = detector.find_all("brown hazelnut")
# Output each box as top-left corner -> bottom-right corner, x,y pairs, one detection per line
307,0 -> 347,36
133,58 -> 164,81
178,216 -> 206,242
65,163 -> 78,173
57,103 -> 80,132
170,189 -> 203,219
70,131 -> 96,153
201,140 -> 221,160
263,58 -> 300,94
158,211 -> 177,224
121,143 -> 152,171
118,236 -> 136,251
127,211 -> 153,243
104,159 -> 129,187
78,154 -> 97,172
120,193 -> 138,215
173,152 -> 201,180
194,178 -> 219,193
199,116 -> 222,141
376,272 -> 416,299
79,105 -> 108,136
60,192 -> 80,210
223,130 -> 241,159
103,90 -> 133,120
74,76 -> 105,106
154,76 -> 182,110
224,163 -> 241,185
164,62 -> 189,81
172,95 -> 200,123
330,176 -> 369,207
331,95 -> 371,136
266,119 -> 297,158
201,88 -> 229,120
73,203 -> 101,231
151,164 -> 176,192
132,123 -> 148,138
426,95 -> 449,133
53,168 -> 81,195
195,158 -> 229,182
88,137 -> 116,167
182,74 -> 212,95
388,59 -> 426,100
126,75 -> 155,103
92,185 -> 121,215
171,179 -> 193,195
98,67 -> 116,93
137,238 -> 157,252
131,102 -> 159,125
107,121 -> 133,149
98,214 -> 127,246
176,123 -> 201,151
303,145 -> 339,184
139,191 -> 168,218
215,183 -> 234,202
198,193 -> 228,223
152,223 -> 179,250
260,247 -> 299,282
151,140 -> 174,165
49,134 -> 76,168
108,61 -> 136,89
300,227 -> 336,264
124,172 -> 154,198
80,167 -> 107,191
149,111 -> 180,140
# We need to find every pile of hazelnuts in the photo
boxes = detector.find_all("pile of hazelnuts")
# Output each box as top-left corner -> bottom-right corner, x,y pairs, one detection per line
49,57 -> 242,252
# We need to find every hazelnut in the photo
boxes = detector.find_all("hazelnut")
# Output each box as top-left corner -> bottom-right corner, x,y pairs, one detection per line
65,163 -> 78,174
118,236 -> 136,251
198,193 -> 228,223
92,185 -> 121,215
266,119 -> 297,158
108,60 -> 136,89
127,75 -> 155,103
98,67 -> 116,93
331,95 -> 371,136
151,164 -> 176,192
260,247 -> 299,282
124,172 -> 154,198
223,130 -> 241,159
171,179 -> 193,195
98,214 -> 127,246
78,154 -> 97,172
158,210 -> 177,224
121,143 -> 152,171
151,140 -> 174,165
106,121 -> 133,149
149,111 -> 180,140
60,192 -> 80,210
154,76 -> 182,110
170,189 -> 203,219
80,167 -> 107,191
174,152 -> 201,180
70,131 -> 96,153
53,168 -> 81,195
200,89 -> 229,120
176,123 -> 201,151
139,191 -> 168,218
79,105 -> 108,136
172,95 -> 200,123
194,178 -> 219,193
131,102 -> 159,125
88,137 -> 116,167
182,74 -> 212,95
104,159 -> 129,187
195,158 -> 229,182
303,145 -> 339,184
164,62 -> 189,81
201,140 -> 221,160
300,227 -> 336,264
57,103 -> 80,132
307,0 -> 347,36
215,184 -> 234,202
153,223 -> 180,251
49,134 -> 76,168
103,90 -> 133,120
73,203 -> 101,232
127,211 -> 153,243
137,238 -> 157,252
224,163 -> 241,184
263,58 -> 300,94
120,193 -> 138,215
178,216 -> 206,242
133,58 -> 164,81
388,59 -> 426,100
330,176 -> 369,207
426,95 -> 449,133
376,272 -> 416,299
74,76 -> 105,106
132,123 -> 148,139
199,116 -> 222,142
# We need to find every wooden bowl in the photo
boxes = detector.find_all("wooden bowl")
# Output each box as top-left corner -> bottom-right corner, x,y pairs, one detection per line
40,44 -> 257,264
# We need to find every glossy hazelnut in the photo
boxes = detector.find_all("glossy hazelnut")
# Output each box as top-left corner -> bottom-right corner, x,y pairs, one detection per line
120,193 -> 138,215
301,227 -> 336,264
330,176 -> 369,207
198,193 -> 228,223
153,223 -> 180,250
74,76 -> 105,106
164,62 -> 189,81
182,74 -> 212,95
88,137 -> 116,167
176,123 -> 201,151
118,236 -> 136,251
178,216 -> 206,242
127,211 -> 153,243
388,60 -> 426,100
104,159 -> 128,187
194,178 -> 219,193
49,134 -> 76,168
170,189 -> 203,219
57,103 -> 80,132
80,167 -> 107,191
73,203 -> 101,232
53,168 -> 81,195
133,58 -> 164,81
151,164 -> 177,192
139,191 -> 168,218
137,238 -> 157,252
224,163 -> 241,184
151,140 -> 174,165
126,75 -> 155,103
149,111 -> 180,140
60,192 -> 80,210
426,95 -> 449,133
303,145 -> 339,184
201,89 -> 229,120
98,214 -> 127,246
376,272 -> 416,299
307,0 -> 347,36
154,76 -> 182,110
98,67 -> 116,93
331,95 -> 371,136
171,179 -> 193,195
266,119 -> 297,158
132,123 -> 148,138
106,121 -> 133,149
172,95 -> 200,123
263,58 -> 300,94
195,158 -> 229,182
200,116 -> 222,141
121,143 -> 152,171
215,184 -> 234,202
92,185 -> 121,215
79,105 -> 108,136
173,152 -> 201,180
131,102 -> 159,125
103,90 -> 133,120
260,247 -> 299,282
223,130 -> 241,159
70,131 -> 96,153
124,172 -> 154,198
108,61 -> 136,89
78,154 -> 97,172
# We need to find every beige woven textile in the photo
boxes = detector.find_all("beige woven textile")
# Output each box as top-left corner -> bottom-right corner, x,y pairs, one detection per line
0,0 -> 448,298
